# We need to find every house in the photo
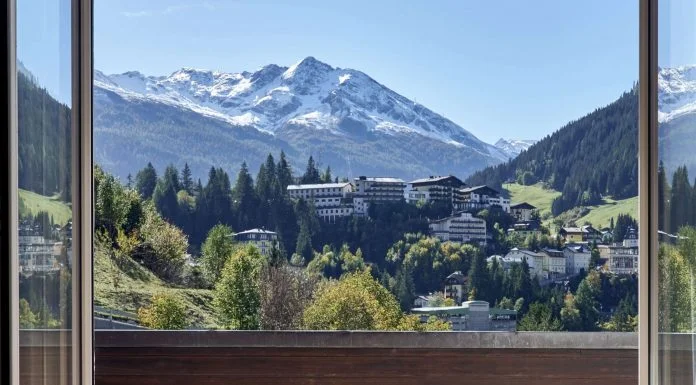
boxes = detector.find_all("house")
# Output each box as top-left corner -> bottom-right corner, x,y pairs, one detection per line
539,248 -> 567,278
607,227 -> 639,275
559,225 -> 602,243
352,176 -> 405,216
411,301 -> 517,331
233,228 -> 278,256
503,248 -> 544,278
413,295 -> 434,308
428,212 -> 488,246
18,233 -> 60,275
507,220 -> 542,238
287,182 -> 354,221
510,202 -> 537,221
444,271 -> 467,305
457,185 -> 511,212
563,243 -> 592,275
404,175 -> 467,206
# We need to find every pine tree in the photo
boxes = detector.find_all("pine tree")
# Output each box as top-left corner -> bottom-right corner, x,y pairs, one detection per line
135,162 -> 158,199
322,166 -> 333,183
232,162 -> 259,230
276,150 -> 294,191
181,163 -> 194,194
152,164 -> 181,223
468,252 -> 490,303
301,155 -> 321,184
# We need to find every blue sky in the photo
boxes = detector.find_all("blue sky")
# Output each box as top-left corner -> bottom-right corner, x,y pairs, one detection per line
21,0 -> 647,143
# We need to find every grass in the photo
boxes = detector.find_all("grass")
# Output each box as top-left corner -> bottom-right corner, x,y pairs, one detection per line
19,189 -> 72,224
504,182 -> 560,219
94,245 -> 218,329
574,196 -> 638,229
503,182 -> 638,231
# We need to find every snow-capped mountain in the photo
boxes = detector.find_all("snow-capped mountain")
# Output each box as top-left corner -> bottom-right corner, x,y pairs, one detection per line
94,56 -> 507,180
657,66 -> 696,176
493,138 -> 536,159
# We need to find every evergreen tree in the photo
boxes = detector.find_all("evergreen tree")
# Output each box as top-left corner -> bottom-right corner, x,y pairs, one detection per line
152,164 -> 181,224
276,150 -> 294,191
181,163 -> 194,194
670,166 -> 692,232
468,252 -> 490,302
232,162 -> 259,230
321,166 -> 333,183
135,162 -> 158,199
301,155 -> 322,184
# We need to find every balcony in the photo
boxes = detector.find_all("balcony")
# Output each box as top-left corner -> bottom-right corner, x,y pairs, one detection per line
20,330 -> 642,385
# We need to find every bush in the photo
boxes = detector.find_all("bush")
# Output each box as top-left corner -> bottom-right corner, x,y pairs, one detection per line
213,245 -> 265,330
138,293 -> 188,329
138,204 -> 188,281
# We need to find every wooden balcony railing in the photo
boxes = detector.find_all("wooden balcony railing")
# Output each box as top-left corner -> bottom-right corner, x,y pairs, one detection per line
19,330 -> 649,385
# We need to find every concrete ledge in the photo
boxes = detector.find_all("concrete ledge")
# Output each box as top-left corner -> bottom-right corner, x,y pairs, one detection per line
93,330 -> 638,349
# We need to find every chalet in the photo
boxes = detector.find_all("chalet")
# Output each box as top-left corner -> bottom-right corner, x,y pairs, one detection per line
444,271 -> 468,305
510,202 -> 537,221
507,220 -> 542,238
559,225 -> 602,243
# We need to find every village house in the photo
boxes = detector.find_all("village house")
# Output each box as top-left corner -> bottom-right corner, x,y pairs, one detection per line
510,202 -> 537,221
539,248 -> 567,278
233,228 -> 278,256
559,225 -> 602,243
287,182 -> 354,221
563,243 -> 592,275
507,220 -> 542,238
503,248 -> 545,279
428,212 -> 488,246
608,227 -> 639,275
352,176 -> 405,216
444,271 -> 468,305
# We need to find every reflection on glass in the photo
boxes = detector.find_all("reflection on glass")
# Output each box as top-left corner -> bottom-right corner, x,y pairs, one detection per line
17,0 -> 73,383
658,0 -> 696,382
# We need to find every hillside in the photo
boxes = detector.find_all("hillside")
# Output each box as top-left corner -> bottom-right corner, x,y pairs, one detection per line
94,244 -> 217,328
505,183 -> 559,219
467,89 -> 638,216
19,189 -> 72,225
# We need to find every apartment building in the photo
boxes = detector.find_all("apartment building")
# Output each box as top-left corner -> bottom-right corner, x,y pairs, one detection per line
457,185 -> 511,212
510,202 -> 537,221
503,248 -> 545,279
233,228 -> 278,256
428,212 -> 488,246
404,175 -> 466,205
287,182 -> 354,221
411,301 -> 517,331
18,233 -> 61,275
352,176 -> 405,216
539,248 -> 567,278
608,228 -> 639,275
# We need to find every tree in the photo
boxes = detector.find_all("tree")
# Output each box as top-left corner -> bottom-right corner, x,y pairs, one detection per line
19,298 -> 38,329
153,164 -> 181,223
232,162 -> 259,230
276,150 -> 294,191
137,293 -> 188,330
135,162 -> 158,199
303,270 -> 403,330
214,245 -> 265,330
518,302 -> 562,331
201,224 -> 236,284
137,203 -> 188,281
94,166 -> 129,236
560,293 -> 582,331
300,155 -> 322,184
259,264 -> 317,330
468,251 -> 491,303
181,162 -> 194,194
574,270 -> 601,330
321,166 -> 333,183
397,315 -> 450,331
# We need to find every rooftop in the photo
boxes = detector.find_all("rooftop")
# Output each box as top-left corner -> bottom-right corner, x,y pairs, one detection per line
287,182 -> 351,190
234,228 -> 278,236
355,176 -> 405,183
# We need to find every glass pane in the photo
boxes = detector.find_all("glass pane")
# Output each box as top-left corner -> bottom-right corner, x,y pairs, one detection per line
658,0 -> 696,382
16,0 -> 74,383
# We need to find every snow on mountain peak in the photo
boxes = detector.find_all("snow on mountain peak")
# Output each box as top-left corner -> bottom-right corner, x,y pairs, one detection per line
658,65 -> 696,122
494,138 -> 536,158
93,57 -> 505,161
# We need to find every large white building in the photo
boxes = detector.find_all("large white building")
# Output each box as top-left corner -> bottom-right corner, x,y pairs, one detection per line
233,228 -> 278,256
539,248 -> 566,278
404,175 -> 467,206
428,212 -> 488,246
608,228 -> 639,275
503,248 -> 544,279
19,234 -> 61,274
563,243 -> 592,275
458,185 -> 510,213
352,176 -> 405,216
287,182 -> 354,221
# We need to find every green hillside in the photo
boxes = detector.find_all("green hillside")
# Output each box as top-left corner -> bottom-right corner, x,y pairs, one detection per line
505,183 -> 560,219
94,244 -> 217,328
505,182 -> 638,230
19,189 -> 72,224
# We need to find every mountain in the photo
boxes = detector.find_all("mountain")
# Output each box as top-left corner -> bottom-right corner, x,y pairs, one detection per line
658,66 -> 696,176
466,88 -> 639,216
94,56 -> 507,181
494,138 -> 536,159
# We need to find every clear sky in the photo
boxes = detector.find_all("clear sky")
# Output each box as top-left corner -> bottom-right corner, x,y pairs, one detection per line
22,0 -> 646,144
